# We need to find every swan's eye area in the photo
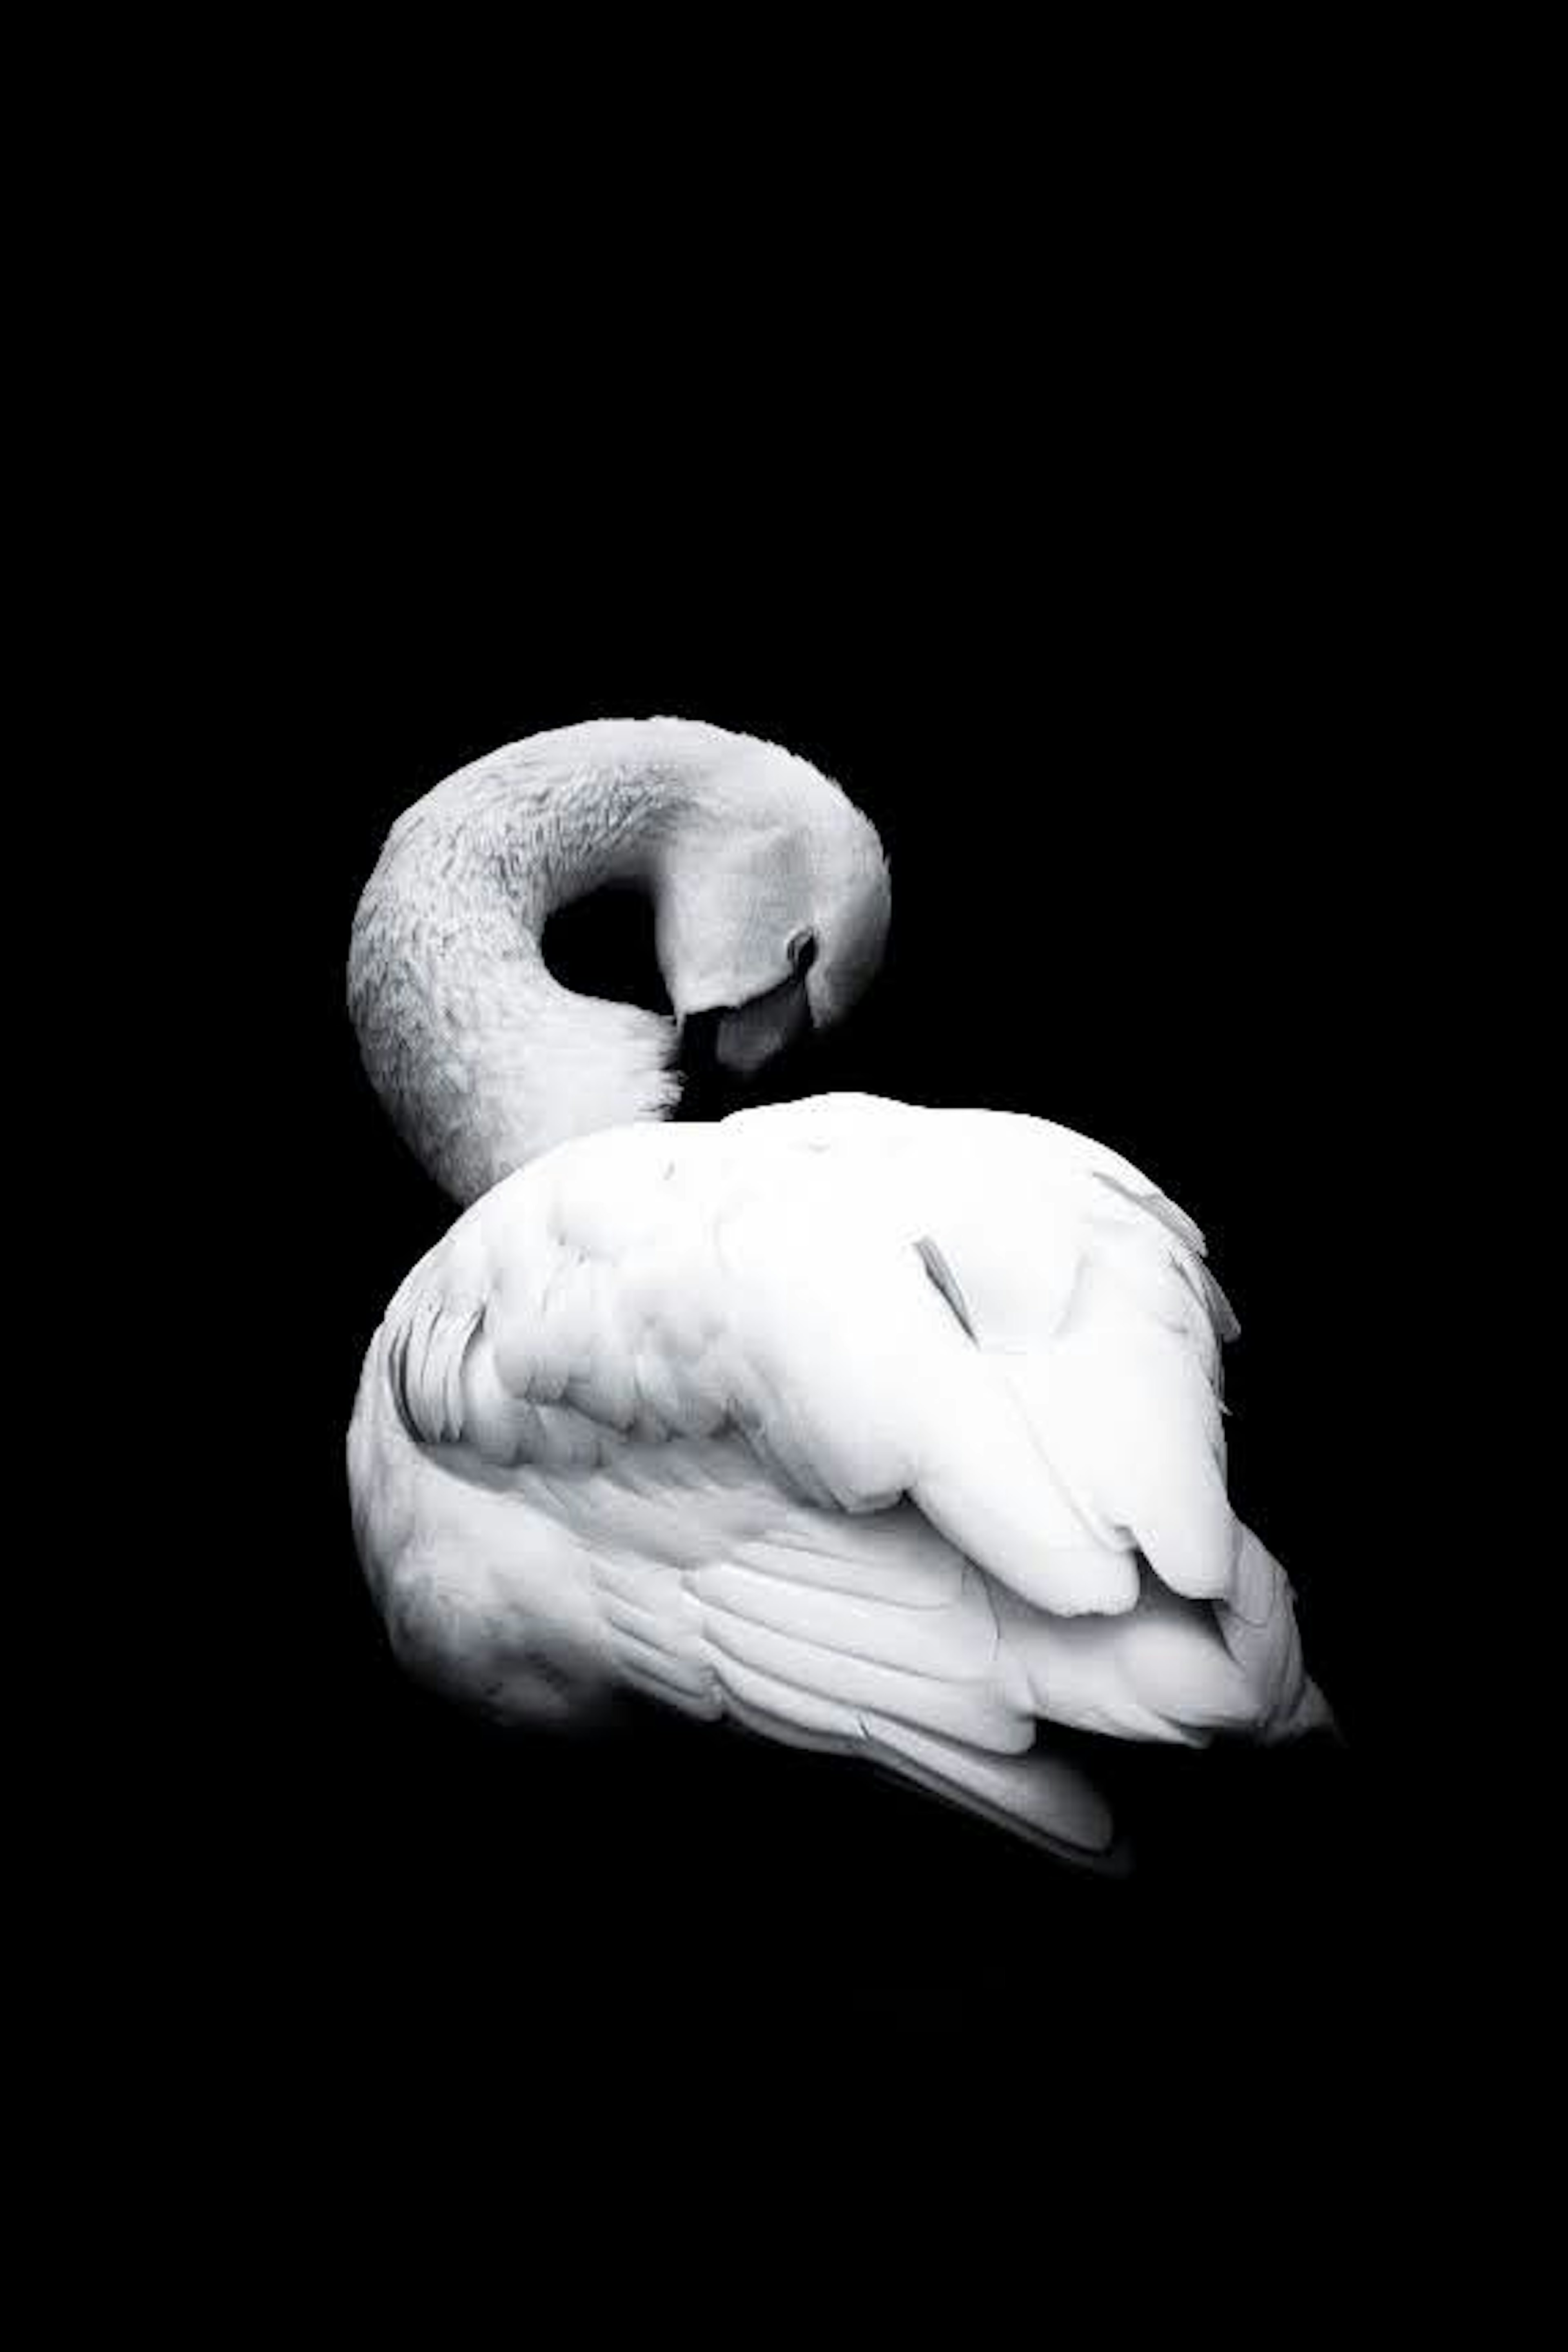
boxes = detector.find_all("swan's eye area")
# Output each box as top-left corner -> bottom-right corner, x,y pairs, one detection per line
788,927 -> 817,976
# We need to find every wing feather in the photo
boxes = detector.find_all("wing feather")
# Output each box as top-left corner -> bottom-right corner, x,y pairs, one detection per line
354,1096 -> 1323,1850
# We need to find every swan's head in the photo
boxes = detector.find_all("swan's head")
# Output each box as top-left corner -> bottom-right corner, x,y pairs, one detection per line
656,744 -> 891,1077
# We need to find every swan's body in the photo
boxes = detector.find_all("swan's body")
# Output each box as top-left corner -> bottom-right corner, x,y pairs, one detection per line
347,719 -> 1329,1862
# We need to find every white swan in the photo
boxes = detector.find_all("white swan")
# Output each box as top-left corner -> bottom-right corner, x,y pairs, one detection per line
347,717 -> 1330,1864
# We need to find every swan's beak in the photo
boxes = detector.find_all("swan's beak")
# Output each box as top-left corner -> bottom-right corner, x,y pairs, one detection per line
711,967 -> 814,1077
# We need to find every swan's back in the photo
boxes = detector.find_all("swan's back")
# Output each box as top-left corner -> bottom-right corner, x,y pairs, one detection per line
348,1095 -> 1327,1862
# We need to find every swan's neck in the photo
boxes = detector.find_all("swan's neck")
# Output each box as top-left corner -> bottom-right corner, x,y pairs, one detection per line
349,730 -> 699,1204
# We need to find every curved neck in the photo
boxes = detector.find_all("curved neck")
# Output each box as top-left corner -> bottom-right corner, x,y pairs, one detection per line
349,726 -> 713,1204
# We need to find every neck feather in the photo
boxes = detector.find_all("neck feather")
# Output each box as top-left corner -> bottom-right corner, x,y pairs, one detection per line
349,725 -> 709,1203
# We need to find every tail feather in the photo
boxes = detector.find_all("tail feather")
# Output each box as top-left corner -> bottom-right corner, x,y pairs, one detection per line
1220,1526 -> 1340,1744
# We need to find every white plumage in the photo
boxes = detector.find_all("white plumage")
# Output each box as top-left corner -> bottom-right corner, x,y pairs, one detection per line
347,720 -> 1330,1863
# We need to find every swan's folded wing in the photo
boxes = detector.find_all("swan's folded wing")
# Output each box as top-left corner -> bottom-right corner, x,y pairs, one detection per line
691,1511 -> 1118,1860
364,1155 -> 1121,1854
383,1121 -> 1200,1617
838,1113 -> 1323,1737
370,1113 -> 1309,1752
695,1148 -> 1152,1618
819,1105 -> 1254,1615
703,1104 -> 1317,1739
675,1115 -> 1250,1624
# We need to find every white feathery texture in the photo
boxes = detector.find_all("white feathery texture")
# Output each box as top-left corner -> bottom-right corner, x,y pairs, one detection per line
347,717 -> 889,1204
349,1096 -> 1332,1864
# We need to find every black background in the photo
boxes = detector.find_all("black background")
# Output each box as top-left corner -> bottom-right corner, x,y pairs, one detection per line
130,273 -> 1479,2204
33,33 -> 1528,2303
